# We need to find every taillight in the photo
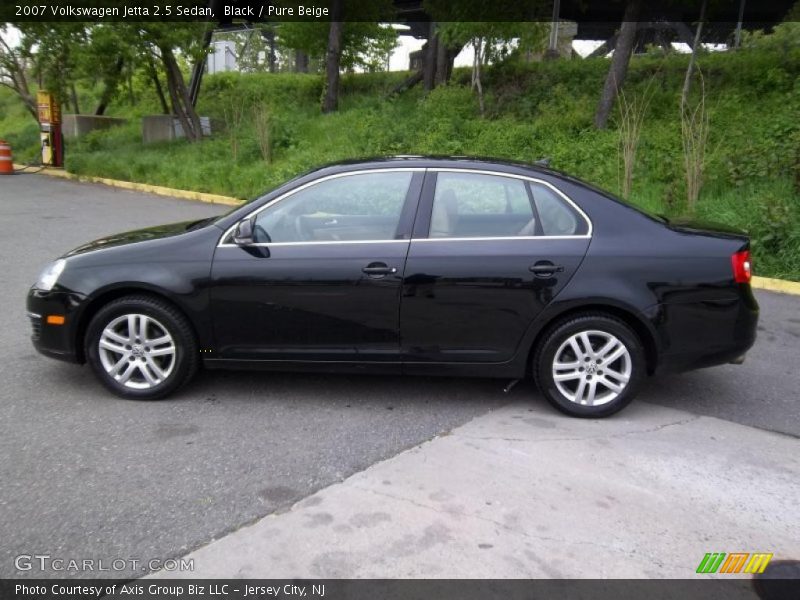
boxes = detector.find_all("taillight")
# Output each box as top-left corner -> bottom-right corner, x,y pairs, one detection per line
731,250 -> 752,284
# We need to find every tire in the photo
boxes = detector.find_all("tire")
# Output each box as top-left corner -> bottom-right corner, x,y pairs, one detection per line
534,313 -> 645,418
84,295 -> 199,400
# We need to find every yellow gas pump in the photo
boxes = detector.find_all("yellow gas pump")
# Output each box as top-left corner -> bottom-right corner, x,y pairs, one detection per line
37,91 -> 63,167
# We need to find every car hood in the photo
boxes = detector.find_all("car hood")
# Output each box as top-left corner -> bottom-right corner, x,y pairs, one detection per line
64,219 -> 207,257
665,217 -> 748,241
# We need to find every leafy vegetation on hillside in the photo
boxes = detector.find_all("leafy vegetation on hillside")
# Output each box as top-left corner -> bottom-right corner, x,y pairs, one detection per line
1,39 -> 798,279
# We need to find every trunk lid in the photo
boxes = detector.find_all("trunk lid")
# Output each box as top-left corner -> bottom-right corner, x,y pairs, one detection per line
665,216 -> 749,242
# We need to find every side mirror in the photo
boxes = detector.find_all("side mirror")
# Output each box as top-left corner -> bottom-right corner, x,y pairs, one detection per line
233,217 -> 255,246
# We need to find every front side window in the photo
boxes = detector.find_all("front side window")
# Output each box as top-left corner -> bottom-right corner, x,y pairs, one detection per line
252,171 -> 413,243
429,172 -> 536,238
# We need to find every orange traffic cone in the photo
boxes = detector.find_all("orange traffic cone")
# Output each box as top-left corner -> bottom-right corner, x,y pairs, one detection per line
0,140 -> 13,175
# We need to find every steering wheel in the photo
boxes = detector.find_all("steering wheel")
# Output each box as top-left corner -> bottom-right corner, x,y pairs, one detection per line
293,215 -> 311,241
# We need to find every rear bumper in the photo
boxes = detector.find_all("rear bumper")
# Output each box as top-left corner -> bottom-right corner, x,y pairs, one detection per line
27,287 -> 86,364
658,344 -> 755,373
652,285 -> 759,374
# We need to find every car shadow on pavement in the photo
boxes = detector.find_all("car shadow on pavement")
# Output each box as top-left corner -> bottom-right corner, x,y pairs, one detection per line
42,358 -> 513,411
38,356 -> 794,437
189,368 -> 519,410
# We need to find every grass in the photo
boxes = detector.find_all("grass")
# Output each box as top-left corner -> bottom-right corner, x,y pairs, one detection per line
0,43 -> 798,280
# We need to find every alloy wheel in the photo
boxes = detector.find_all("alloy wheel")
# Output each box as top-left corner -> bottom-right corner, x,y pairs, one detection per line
97,313 -> 176,390
551,329 -> 632,406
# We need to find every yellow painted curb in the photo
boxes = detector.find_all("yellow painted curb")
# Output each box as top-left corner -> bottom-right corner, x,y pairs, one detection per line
751,276 -> 800,296
13,164 -> 244,207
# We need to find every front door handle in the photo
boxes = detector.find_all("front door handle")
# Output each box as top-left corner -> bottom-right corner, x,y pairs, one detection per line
362,263 -> 397,277
529,262 -> 565,277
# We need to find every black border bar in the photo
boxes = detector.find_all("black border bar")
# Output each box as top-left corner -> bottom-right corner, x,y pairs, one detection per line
3,578 -> 799,600
3,0 -> 797,23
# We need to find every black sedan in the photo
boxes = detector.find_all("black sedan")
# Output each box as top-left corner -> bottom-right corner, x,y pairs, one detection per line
27,157 -> 758,417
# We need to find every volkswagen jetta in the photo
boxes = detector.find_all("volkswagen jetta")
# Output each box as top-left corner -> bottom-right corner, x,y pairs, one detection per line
27,157 -> 758,417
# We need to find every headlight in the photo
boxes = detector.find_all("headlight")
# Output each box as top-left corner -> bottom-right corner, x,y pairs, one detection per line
35,259 -> 66,291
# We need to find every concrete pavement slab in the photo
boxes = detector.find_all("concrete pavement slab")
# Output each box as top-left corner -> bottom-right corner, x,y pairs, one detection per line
151,401 -> 800,579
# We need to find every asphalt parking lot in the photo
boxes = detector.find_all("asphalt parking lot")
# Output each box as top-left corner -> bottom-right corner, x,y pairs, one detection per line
1,174 -> 798,579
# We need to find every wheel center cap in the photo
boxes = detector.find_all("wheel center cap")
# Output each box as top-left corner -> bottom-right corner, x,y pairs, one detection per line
586,362 -> 598,375
131,344 -> 144,357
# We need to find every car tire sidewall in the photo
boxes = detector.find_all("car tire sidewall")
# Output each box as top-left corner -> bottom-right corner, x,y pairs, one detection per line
85,297 -> 197,400
535,315 -> 644,418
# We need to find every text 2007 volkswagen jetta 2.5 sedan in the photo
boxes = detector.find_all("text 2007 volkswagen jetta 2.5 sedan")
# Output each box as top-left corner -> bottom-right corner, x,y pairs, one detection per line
27,157 -> 758,417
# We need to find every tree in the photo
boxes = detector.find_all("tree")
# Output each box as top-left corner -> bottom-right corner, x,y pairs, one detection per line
277,0 -> 397,112
321,0 -> 343,114
145,52 -> 170,114
75,24 -> 138,115
617,77 -> 655,199
294,49 -> 309,73
214,27 -> 278,73
0,25 -> 37,121
2,22 -> 210,136
423,21 -> 438,91
436,22 -> 548,116
278,20 -> 397,72
681,73 -> 710,209
681,0 -> 707,110
21,23 -> 87,111
131,23 -> 210,142
594,0 -> 642,129
422,1 -> 549,93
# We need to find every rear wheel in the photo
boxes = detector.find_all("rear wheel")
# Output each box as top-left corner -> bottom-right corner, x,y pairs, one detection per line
84,295 -> 198,400
534,314 -> 644,418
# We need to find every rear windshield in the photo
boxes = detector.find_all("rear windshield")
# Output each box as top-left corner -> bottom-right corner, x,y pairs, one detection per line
574,179 -> 667,224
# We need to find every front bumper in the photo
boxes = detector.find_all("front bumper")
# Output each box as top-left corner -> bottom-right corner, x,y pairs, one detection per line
27,287 -> 87,363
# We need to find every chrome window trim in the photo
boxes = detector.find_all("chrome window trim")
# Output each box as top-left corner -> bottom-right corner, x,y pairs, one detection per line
226,239 -> 411,248
412,235 -> 587,243
217,168 -> 424,248
427,168 -> 592,240
217,166 -> 592,248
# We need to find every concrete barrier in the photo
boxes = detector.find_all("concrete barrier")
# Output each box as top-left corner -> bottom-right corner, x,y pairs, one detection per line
142,115 -> 212,143
61,114 -> 127,139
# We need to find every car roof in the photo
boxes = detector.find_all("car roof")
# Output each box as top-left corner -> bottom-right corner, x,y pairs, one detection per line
313,155 -> 563,178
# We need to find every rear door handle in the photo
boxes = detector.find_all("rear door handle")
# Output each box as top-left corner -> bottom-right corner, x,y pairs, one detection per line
362,263 -> 397,276
529,262 -> 564,276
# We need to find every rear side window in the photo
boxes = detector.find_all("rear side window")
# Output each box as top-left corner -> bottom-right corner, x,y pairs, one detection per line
429,172 -> 536,238
530,181 -> 588,236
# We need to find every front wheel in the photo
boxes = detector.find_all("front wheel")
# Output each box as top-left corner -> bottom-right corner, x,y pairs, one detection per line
534,314 -> 645,418
85,295 -> 199,400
